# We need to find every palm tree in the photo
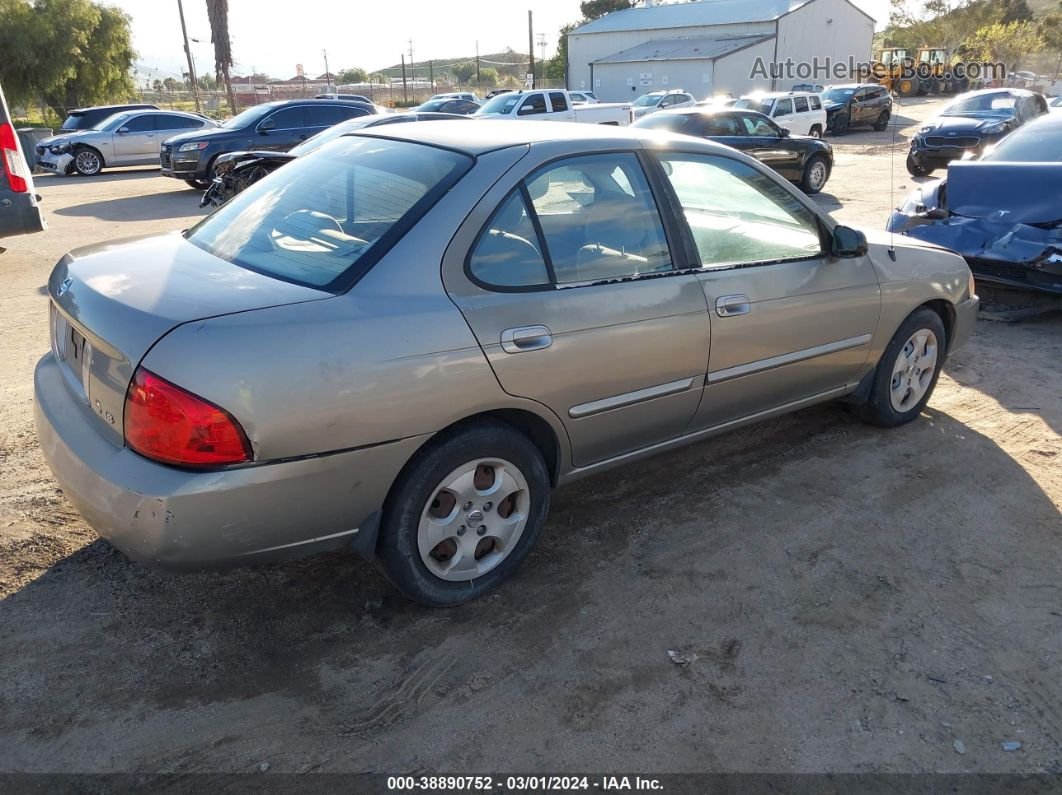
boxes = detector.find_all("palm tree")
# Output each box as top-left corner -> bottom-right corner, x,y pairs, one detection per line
205,0 -> 237,113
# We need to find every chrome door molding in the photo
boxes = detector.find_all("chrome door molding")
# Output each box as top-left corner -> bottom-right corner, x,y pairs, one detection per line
569,376 -> 697,419
708,334 -> 873,384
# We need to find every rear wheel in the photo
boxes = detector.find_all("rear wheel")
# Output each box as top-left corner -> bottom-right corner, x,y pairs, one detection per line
808,124 -> 823,139
800,154 -> 831,194
854,308 -> 946,428
896,74 -> 918,97
72,146 -> 103,176
376,420 -> 550,606
873,111 -> 890,132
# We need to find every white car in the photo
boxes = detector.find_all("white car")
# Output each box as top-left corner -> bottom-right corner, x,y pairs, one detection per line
569,91 -> 599,105
429,92 -> 480,104
1049,96 -> 1062,113
631,90 -> 696,119
733,91 -> 827,138
36,109 -> 218,176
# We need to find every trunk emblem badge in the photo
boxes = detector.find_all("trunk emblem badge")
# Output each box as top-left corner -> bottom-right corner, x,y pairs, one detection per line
56,277 -> 72,297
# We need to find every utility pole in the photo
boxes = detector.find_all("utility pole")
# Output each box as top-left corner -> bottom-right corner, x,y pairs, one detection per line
429,60 -> 435,92
408,39 -> 415,96
401,54 -> 408,103
176,0 -> 202,113
475,40 -> 481,89
322,49 -> 331,91
528,10 -> 536,89
537,33 -> 547,83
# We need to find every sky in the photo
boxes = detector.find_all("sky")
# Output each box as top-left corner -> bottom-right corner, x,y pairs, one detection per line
110,0 -> 889,84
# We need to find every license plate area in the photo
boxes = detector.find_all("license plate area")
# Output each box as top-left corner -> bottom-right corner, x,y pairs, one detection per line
51,304 -> 92,400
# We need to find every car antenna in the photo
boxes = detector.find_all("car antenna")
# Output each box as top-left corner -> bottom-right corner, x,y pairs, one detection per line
888,87 -> 898,261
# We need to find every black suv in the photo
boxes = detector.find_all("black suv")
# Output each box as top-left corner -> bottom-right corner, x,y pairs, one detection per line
822,84 -> 892,135
58,103 -> 159,133
160,99 -> 375,188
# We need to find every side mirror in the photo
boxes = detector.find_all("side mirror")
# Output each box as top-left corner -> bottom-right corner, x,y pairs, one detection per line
117,127 -> 129,134
832,225 -> 868,258
779,127 -> 791,138
517,105 -> 537,116
257,119 -> 275,134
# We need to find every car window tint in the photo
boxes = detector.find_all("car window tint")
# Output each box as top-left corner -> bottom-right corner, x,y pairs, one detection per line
774,98 -> 793,116
156,114 -> 202,130
549,92 -> 568,112
187,137 -> 471,289
520,94 -> 547,115
794,96 -> 809,113
468,190 -> 550,288
741,115 -> 777,136
121,114 -> 155,132
810,96 -> 822,110
266,107 -> 304,129
704,116 -> 743,135
657,154 -> 822,269
527,153 -> 672,284
305,105 -> 360,126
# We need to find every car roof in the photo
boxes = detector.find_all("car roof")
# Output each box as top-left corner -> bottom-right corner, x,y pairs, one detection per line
69,103 -> 158,114
351,118 -> 735,156
952,87 -> 1037,99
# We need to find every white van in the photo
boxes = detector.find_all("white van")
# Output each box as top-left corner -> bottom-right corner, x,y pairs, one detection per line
734,91 -> 828,137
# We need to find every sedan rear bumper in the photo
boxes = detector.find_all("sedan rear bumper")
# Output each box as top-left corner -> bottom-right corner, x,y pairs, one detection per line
34,354 -> 427,570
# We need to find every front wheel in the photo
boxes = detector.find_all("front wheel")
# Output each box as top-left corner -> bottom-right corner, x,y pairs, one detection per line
376,420 -> 550,606
906,153 -> 933,177
800,154 -> 831,194
73,147 -> 103,176
830,114 -> 849,136
185,178 -> 211,190
854,308 -> 946,428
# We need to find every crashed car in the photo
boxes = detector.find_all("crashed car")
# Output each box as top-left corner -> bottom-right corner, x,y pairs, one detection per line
889,112 -> 1062,295
201,111 -> 472,207
906,88 -> 1048,176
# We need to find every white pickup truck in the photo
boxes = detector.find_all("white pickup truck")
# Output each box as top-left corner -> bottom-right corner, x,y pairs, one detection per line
475,89 -> 634,126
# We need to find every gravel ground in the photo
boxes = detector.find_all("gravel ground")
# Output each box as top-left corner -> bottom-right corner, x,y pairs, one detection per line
1,98 -> 1059,775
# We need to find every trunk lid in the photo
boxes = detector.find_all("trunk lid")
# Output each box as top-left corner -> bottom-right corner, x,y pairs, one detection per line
47,232 -> 331,446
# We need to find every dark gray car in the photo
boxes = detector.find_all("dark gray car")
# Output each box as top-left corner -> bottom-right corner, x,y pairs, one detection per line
0,82 -> 46,249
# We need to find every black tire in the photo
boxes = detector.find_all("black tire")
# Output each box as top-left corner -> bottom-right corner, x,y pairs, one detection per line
873,111 -> 890,132
854,308 -> 947,428
376,420 -> 550,606
800,153 -> 831,194
906,153 -> 933,177
831,114 -> 850,136
185,178 -> 211,190
72,146 -> 104,176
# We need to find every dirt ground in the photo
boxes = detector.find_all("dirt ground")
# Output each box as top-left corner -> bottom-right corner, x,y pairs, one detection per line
1,98 -> 1060,775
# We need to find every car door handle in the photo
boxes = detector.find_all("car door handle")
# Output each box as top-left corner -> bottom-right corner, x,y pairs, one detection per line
500,325 -> 553,354
716,295 -> 752,317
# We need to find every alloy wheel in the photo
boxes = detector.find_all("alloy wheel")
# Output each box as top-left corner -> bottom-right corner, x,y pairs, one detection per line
75,150 -> 101,175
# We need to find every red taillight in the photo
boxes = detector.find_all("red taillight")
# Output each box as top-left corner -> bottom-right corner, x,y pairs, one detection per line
0,123 -> 29,194
124,368 -> 252,467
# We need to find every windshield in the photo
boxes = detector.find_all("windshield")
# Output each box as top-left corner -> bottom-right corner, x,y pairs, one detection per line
822,88 -> 856,103
187,137 -> 472,290
734,98 -> 772,115
632,113 -> 695,133
633,94 -> 662,107
985,122 -> 1062,162
223,103 -> 278,129
942,93 -> 1017,116
478,93 -> 522,115
92,113 -> 130,131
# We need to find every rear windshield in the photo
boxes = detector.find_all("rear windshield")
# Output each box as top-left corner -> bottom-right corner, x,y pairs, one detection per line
734,98 -> 772,115
60,113 -> 88,132
187,136 -> 472,290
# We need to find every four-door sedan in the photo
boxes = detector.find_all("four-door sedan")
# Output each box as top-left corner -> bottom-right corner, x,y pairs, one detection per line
34,122 -> 978,606
36,109 -> 218,176
633,107 -> 834,193
160,99 -> 375,188
907,88 -> 1049,176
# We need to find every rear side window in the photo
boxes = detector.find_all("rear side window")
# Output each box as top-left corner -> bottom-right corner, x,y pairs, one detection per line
794,96 -> 809,113
187,137 -> 472,290
549,92 -> 567,112
810,96 -> 822,110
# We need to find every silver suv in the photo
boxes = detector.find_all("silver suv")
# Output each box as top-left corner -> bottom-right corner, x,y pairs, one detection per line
632,89 -> 696,119
0,82 -> 45,250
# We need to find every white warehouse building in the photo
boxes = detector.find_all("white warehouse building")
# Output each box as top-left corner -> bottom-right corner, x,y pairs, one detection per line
566,0 -> 875,102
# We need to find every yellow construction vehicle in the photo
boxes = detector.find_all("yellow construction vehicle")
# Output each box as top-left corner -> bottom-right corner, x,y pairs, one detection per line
865,48 -> 919,97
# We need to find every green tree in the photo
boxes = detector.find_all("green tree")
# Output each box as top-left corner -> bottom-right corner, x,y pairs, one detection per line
152,79 -> 164,92
451,62 -> 477,84
479,67 -> 499,87
337,67 -> 367,84
206,0 -> 237,113
965,20 -> 1043,68
998,0 -> 1033,24
579,0 -> 632,20
163,77 -> 180,92
0,0 -> 135,116
545,22 -> 575,80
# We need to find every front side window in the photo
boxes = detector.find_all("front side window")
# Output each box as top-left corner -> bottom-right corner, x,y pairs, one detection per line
263,107 -> 303,130
119,114 -> 154,132
519,94 -> 547,115
188,137 -> 472,289
703,115 -> 743,135
468,153 -> 672,288
774,98 -> 793,117
742,115 -> 778,137
657,154 -> 822,269
156,114 -> 204,130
